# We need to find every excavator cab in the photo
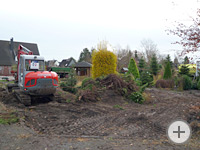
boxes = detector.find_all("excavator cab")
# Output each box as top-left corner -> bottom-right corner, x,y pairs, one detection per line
18,55 -> 58,96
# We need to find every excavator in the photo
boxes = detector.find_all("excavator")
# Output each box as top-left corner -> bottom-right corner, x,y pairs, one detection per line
7,45 -> 59,106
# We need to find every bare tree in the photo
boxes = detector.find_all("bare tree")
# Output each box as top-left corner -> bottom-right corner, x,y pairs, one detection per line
140,39 -> 159,63
116,45 -> 134,71
167,9 -> 200,63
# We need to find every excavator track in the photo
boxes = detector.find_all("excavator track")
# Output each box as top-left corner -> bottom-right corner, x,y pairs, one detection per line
49,94 -> 65,103
14,90 -> 31,106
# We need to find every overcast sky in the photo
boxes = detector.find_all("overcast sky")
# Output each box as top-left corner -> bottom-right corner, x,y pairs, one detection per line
0,0 -> 199,61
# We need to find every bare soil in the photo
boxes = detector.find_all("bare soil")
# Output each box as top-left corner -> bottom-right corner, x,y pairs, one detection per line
0,87 -> 200,150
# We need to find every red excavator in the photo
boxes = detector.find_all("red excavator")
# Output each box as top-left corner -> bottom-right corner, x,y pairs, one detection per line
7,45 -> 59,106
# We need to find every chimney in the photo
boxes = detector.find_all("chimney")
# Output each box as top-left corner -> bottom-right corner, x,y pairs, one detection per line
9,37 -> 16,60
10,37 -> 14,51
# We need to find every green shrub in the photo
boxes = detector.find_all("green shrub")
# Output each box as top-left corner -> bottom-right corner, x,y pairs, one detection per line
82,84 -> 94,91
197,80 -> 200,90
128,58 -> 140,79
163,62 -> 172,79
135,79 -> 142,86
182,75 -> 192,90
62,86 -> 78,94
65,69 -> 77,87
82,77 -> 93,87
150,54 -> 159,76
60,69 -> 77,94
66,77 -> 77,87
179,65 -> 189,76
140,71 -> 153,85
60,82 -> 66,87
121,73 -> 135,83
192,80 -> 198,90
138,56 -> 145,73
129,92 -> 144,104
139,83 -> 148,93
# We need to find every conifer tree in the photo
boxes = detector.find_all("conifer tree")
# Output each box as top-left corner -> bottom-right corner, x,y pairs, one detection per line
128,58 -> 140,79
150,54 -> 158,76
163,61 -> 172,79
138,56 -> 145,73
165,54 -> 173,67
179,65 -> 190,75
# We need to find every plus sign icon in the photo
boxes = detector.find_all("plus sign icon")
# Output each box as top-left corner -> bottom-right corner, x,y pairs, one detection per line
167,120 -> 192,144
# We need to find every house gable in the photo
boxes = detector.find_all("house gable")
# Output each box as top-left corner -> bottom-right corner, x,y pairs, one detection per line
0,39 -> 39,66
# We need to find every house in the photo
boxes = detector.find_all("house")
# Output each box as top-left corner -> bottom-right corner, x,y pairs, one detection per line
74,61 -> 92,77
0,38 -> 39,76
46,60 -> 59,67
120,67 -> 128,74
59,57 -> 76,67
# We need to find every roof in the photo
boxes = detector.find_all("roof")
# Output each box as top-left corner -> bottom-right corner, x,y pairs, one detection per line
74,61 -> 92,68
122,67 -> 128,71
0,40 -> 39,66
47,60 -> 59,67
59,57 -> 75,67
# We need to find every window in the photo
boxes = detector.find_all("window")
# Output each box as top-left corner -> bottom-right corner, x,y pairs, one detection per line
25,60 -> 44,71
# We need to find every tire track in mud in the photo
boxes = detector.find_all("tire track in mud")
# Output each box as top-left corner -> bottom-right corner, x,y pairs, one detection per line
1,88 -> 199,140
24,101 -> 167,139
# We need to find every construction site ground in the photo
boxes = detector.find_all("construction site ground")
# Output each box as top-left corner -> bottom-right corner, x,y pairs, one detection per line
0,86 -> 200,150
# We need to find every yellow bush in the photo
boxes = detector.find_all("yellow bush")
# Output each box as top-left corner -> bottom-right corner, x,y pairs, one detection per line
92,42 -> 117,78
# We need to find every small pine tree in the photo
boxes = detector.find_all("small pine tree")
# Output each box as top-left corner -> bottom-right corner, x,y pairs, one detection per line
138,56 -> 145,73
150,54 -> 158,76
66,68 -> 77,87
163,62 -> 172,79
92,41 -> 117,78
128,58 -> 140,79
179,65 -> 190,75
165,54 -> 173,67
140,71 -> 153,85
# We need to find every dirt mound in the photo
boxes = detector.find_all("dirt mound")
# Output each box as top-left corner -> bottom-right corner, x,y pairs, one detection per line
0,91 -> 25,108
78,90 -> 100,102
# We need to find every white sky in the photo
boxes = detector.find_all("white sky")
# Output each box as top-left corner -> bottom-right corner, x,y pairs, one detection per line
0,0 -> 199,61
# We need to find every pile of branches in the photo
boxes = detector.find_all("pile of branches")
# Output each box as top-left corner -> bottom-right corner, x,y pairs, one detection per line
78,74 -> 139,102
99,74 -> 138,96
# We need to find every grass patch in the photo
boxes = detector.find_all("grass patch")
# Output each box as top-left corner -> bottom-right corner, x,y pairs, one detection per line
0,80 -> 8,82
0,113 -> 19,124
66,99 -> 71,103
113,105 -> 124,110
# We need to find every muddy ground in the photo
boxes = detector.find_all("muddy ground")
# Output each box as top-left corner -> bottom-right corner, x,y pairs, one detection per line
0,87 -> 200,150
